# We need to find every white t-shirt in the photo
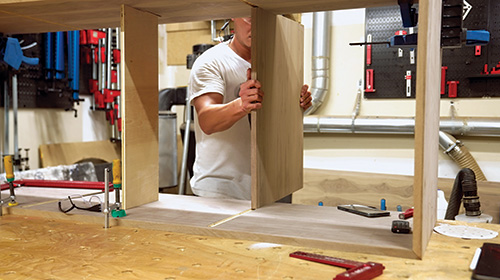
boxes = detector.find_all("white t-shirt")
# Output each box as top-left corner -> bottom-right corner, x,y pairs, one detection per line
188,41 -> 252,200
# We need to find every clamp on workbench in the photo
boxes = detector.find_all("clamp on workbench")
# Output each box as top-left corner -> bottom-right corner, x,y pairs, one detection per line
1,155 -> 18,216
103,159 -> 126,229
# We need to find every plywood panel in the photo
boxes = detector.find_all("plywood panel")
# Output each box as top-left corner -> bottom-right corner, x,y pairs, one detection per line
412,0 -> 442,258
0,0 -> 250,34
249,0 -> 400,14
250,8 -> 304,209
39,140 -> 120,167
7,190 -> 414,259
216,203 -> 414,258
0,0 -> 404,34
121,5 -> 159,209
293,169 -> 500,224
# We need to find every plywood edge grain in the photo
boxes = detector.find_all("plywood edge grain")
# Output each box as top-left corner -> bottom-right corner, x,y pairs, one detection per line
120,5 -> 159,209
412,0 -> 442,259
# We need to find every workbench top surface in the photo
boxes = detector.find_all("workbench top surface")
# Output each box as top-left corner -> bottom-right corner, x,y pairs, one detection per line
0,213 -> 498,280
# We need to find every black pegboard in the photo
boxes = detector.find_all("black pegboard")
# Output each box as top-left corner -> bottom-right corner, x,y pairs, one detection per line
1,33 -> 76,109
365,6 -> 417,99
365,0 -> 500,99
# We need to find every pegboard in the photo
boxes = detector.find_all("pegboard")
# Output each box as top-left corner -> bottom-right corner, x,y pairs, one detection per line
1,33 -> 75,109
365,0 -> 500,99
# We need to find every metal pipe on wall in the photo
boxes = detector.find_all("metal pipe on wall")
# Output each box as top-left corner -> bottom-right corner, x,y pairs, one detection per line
305,11 -> 332,115
304,116 -> 498,180
304,116 -> 500,137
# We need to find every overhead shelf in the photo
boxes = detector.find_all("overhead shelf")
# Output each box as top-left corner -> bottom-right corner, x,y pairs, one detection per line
0,0 -> 397,34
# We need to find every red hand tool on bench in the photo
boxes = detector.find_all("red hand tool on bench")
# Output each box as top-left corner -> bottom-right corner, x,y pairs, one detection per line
290,251 -> 385,280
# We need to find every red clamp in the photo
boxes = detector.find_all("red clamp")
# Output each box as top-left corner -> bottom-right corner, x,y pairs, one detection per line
106,109 -> 115,125
100,46 -> 106,63
111,70 -> 118,84
94,90 -> 105,109
87,29 -> 106,45
441,66 -> 448,95
365,69 -> 375,93
103,89 -> 121,104
80,30 -> 88,45
113,49 -> 121,64
94,48 -> 100,64
89,79 -> 99,94
447,81 -> 459,98
82,47 -> 91,64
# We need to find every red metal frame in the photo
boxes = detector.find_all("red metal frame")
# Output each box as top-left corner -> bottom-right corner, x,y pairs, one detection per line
1,179 -> 113,192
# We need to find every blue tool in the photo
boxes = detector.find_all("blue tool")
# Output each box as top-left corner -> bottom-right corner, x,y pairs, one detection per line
465,30 -> 490,46
2,37 -> 39,70
55,32 -> 64,79
44,33 -> 53,78
67,30 -> 80,101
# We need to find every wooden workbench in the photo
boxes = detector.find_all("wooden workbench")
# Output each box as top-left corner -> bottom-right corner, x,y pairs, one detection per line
0,0 -> 444,260
0,213 -> 498,279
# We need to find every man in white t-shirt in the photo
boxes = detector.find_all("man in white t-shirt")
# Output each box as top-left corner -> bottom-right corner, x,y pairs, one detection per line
188,17 -> 312,200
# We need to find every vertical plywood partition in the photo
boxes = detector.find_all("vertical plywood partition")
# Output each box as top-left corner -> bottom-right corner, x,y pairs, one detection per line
250,8 -> 304,209
413,0 -> 442,258
120,5 -> 159,209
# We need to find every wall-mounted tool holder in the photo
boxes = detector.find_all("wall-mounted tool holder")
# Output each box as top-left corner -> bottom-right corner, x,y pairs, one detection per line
364,0 -> 500,99
0,34 -> 73,109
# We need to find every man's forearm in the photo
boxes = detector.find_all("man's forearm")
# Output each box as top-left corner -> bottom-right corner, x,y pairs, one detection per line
197,98 -> 248,135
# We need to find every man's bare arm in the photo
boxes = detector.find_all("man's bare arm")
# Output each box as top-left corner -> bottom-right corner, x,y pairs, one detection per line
193,72 -> 264,135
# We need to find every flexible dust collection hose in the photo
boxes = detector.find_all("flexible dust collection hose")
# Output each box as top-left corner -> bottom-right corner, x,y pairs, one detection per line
438,131 -> 487,181
444,168 -> 481,220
